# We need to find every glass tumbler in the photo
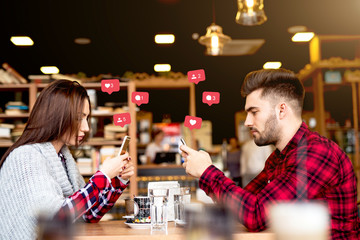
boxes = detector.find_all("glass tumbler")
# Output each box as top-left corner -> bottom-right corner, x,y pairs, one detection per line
174,187 -> 191,226
149,188 -> 169,234
181,187 -> 191,204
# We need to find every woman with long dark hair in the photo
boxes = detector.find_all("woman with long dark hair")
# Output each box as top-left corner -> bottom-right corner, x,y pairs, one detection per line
0,80 -> 134,239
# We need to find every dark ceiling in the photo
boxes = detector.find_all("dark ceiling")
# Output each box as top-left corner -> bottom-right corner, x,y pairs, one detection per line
2,0 -> 360,144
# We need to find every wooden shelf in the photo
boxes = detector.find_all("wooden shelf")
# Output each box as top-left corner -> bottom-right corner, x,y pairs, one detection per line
0,84 -> 32,90
326,126 -> 353,131
0,142 -> 13,147
32,82 -> 129,90
133,78 -> 192,89
83,82 -> 129,89
91,112 -> 116,117
137,164 -> 183,170
0,113 -> 30,118
0,82 -> 130,90
298,58 -> 360,82
0,140 -> 124,148
85,140 -> 123,146
305,82 -> 352,92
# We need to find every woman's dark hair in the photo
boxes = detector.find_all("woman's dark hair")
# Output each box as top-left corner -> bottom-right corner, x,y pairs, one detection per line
241,68 -> 305,116
151,128 -> 164,140
0,80 -> 91,168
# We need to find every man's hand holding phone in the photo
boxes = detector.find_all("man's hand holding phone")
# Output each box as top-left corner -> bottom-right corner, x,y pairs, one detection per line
179,138 -> 188,157
180,143 -> 212,178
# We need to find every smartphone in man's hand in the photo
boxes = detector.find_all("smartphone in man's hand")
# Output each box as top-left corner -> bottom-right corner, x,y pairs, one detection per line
180,138 -> 186,146
179,137 -> 188,155
118,136 -> 131,156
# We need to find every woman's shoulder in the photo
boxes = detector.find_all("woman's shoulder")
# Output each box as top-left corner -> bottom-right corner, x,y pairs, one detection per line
8,142 -> 56,160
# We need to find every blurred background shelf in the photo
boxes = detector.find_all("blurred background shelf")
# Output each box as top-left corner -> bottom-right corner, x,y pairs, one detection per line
0,113 -> 29,118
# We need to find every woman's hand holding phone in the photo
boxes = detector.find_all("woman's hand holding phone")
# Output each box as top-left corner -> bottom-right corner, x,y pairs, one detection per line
100,153 -> 129,179
119,157 -> 134,181
100,136 -> 134,179
116,136 -> 134,180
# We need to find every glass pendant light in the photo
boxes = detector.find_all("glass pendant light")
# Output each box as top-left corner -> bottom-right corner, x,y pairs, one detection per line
198,0 -> 231,56
235,0 -> 267,26
198,23 -> 231,56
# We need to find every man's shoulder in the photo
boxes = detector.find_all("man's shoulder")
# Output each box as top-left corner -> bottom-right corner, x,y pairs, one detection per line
306,130 -> 340,149
303,130 -> 348,162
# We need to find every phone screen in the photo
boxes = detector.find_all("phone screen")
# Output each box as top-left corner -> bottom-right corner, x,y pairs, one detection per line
180,138 -> 187,146
118,136 -> 130,156
179,138 -> 187,163
179,137 -> 188,154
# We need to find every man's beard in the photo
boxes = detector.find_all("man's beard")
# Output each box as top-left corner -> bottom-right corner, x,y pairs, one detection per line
252,113 -> 278,146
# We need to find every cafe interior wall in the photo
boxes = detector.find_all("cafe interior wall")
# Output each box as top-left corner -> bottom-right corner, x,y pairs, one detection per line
1,0 -> 360,144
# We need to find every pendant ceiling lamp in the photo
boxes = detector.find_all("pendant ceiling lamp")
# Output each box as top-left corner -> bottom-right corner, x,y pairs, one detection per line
235,0 -> 267,26
198,0 -> 231,56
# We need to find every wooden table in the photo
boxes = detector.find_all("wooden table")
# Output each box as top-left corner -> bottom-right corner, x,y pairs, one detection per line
74,220 -> 275,240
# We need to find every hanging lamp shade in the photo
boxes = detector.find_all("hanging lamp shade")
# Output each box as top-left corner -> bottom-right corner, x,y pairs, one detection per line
198,23 -> 231,56
235,0 -> 267,26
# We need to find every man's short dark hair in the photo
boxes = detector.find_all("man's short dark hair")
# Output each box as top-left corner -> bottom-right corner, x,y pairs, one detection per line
241,68 -> 305,116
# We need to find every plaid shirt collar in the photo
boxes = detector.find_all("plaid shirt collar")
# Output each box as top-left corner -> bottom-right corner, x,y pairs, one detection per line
58,152 -> 66,164
274,121 -> 308,163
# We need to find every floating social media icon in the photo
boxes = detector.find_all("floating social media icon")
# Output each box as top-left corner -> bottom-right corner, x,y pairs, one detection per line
184,115 -> 202,130
131,92 -> 149,106
202,91 -> 220,106
101,79 -> 120,95
113,112 -> 131,127
187,69 -> 206,84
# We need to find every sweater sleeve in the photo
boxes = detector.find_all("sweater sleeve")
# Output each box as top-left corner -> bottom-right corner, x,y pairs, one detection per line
2,147 -> 66,219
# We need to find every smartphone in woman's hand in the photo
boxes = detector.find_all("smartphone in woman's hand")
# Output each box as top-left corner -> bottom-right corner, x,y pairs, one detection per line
118,136 -> 131,156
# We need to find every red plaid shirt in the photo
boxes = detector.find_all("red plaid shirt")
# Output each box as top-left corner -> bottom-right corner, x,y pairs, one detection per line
200,122 -> 359,239
56,171 -> 128,222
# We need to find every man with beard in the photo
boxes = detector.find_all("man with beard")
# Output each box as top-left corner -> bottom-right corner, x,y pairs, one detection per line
180,68 -> 359,239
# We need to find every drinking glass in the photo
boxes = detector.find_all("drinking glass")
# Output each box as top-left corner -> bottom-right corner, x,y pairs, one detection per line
181,187 -> 191,204
174,187 -> 191,226
149,188 -> 169,234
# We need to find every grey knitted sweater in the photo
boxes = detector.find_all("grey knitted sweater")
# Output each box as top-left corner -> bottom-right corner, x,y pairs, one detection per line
0,142 -> 85,240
